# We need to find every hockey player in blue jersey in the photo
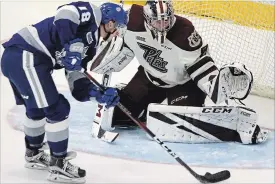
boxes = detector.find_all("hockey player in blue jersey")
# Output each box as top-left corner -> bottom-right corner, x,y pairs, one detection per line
0,1 -> 130,183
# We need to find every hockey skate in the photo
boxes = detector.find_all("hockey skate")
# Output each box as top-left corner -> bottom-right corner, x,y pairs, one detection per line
25,142 -> 50,170
47,151 -> 86,184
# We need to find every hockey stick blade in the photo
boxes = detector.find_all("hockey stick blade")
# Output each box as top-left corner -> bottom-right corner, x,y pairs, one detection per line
83,71 -> 231,183
198,170 -> 231,183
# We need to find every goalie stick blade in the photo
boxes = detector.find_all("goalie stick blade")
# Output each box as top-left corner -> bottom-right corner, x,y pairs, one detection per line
198,170 -> 230,183
101,131 -> 119,143
92,125 -> 119,143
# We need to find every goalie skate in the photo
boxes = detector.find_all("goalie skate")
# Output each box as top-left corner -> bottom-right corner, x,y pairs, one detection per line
47,151 -> 86,184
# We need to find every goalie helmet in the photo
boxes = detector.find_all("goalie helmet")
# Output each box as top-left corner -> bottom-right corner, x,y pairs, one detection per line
143,0 -> 175,44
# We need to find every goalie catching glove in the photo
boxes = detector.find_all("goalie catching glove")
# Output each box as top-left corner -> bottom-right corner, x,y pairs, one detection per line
207,62 -> 253,104
186,49 -> 253,105
218,62 -> 253,101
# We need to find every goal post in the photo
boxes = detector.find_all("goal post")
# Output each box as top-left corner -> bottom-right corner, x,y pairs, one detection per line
113,0 -> 275,99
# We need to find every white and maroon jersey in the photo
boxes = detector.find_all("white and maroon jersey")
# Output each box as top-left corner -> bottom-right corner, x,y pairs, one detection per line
124,4 -> 219,92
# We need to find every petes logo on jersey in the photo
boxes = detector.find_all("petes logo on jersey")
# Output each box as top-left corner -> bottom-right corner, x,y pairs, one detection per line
188,30 -> 202,48
137,42 -> 168,73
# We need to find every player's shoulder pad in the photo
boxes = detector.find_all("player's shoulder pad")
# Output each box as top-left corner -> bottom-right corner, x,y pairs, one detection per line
167,15 -> 202,51
127,4 -> 146,32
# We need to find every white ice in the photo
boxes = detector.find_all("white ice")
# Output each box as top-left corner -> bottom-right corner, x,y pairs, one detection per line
1,1 -> 274,183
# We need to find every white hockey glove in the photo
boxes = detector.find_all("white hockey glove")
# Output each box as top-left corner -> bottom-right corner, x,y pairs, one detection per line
219,62 -> 253,100
91,36 -> 135,74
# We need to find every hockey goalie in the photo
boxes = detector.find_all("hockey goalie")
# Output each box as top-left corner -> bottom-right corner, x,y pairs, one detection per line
89,0 -> 269,145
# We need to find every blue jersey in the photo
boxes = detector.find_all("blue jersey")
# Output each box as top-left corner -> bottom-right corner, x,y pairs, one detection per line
3,1 -> 102,69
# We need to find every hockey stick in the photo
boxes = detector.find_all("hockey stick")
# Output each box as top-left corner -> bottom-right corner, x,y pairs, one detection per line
83,71 -> 231,183
91,73 -> 119,143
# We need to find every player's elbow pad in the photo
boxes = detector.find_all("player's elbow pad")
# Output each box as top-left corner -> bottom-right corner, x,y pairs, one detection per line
66,71 -> 92,102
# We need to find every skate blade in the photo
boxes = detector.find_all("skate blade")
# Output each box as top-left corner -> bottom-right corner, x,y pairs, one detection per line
47,173 -> 86,184
25,162 -> 48,170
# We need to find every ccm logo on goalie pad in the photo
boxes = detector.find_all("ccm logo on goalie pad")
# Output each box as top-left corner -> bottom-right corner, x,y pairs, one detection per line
202,107 -> 233,113
240,111 -> 251,117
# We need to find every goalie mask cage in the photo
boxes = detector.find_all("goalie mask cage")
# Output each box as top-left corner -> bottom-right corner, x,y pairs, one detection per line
115,0 -> 275,99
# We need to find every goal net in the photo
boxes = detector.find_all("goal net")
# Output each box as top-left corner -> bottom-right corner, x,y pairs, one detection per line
117,0 -> 275,99
172,1 -> 274,99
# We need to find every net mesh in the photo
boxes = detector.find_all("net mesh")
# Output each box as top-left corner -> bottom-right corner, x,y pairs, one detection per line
172,1 -> 274,98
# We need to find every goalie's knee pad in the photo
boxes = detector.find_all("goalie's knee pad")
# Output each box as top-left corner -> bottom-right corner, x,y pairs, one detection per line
219,62 -> 253,101
146,103 -> 268,144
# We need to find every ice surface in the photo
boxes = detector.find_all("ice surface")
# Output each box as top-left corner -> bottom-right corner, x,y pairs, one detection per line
7,89 -> 275,169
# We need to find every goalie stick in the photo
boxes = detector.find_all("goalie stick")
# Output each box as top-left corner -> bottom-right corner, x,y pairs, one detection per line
89,37 -> 119,143
83,71 -> 231,184
91,73 -> 119,143
90,0 -> 125,143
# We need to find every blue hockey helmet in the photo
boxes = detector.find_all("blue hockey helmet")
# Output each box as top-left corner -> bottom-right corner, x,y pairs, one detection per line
100,2 -> 128,28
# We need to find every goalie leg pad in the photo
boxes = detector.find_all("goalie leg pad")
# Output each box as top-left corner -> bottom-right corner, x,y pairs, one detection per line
146,104 -> 268,144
